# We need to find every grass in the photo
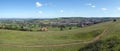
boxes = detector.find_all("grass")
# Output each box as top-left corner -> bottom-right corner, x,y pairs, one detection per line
0,20 -> 116,51
48,26 -> 78,31
100,20 -> 120,40
0,44 -> 85,51
79,20 -> 120,51
0,22 -> 107,45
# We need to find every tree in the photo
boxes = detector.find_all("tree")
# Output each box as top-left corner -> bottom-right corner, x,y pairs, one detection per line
69,25 -> 72,30
113,19 -> 116,22
59,25 -> 65,31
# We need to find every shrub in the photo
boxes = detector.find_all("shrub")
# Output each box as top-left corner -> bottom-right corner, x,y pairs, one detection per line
79,36 -> 120,51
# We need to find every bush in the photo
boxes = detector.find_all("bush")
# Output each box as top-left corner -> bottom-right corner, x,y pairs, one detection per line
79,36 -> 120,51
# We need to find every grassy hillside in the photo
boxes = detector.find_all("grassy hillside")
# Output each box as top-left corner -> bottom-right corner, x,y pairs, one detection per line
0,20 -> 119,51
79,20 -> 120,51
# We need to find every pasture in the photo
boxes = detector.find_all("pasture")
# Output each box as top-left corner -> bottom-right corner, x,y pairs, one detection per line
0,20 -> 115,51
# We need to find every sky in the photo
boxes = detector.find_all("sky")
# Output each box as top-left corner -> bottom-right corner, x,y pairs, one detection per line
0,0 -> 120,18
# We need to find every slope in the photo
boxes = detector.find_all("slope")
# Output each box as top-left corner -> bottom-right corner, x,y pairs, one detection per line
0,20 -> 114,51
79,20 -> 120,51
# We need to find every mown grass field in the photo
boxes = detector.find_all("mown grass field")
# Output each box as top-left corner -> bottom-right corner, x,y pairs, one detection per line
0,20 -> 119,51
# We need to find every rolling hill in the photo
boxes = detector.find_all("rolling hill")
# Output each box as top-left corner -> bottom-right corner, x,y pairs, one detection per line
0,20 -> 119,51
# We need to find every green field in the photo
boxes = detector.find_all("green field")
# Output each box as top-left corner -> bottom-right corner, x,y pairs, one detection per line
0,20 -> 120,51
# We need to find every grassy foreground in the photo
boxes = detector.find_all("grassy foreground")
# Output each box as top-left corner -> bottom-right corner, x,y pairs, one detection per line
79,20 -> 120,51
0,20 -> 118,51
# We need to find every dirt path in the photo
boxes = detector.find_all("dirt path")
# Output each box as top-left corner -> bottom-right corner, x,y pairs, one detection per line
0,27 -> 108,48
24,27 -> 108,47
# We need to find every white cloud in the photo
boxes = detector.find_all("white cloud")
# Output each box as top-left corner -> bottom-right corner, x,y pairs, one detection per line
91,5 -> 96,8
101,8 -> 108,11
86,3 -> 92,6
86,3 -> 96,8
38,11 -> 43,14
117,7 -> 120,11
36,2 -> 42,7
60,10 -> 64,13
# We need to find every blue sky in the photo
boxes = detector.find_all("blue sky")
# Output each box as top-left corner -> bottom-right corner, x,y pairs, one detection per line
0,0 -> 120,18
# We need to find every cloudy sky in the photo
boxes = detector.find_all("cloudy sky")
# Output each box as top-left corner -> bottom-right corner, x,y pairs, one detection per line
0,0 -> 120,18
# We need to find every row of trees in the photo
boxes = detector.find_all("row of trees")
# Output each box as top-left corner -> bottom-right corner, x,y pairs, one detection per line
0,23 -> 75,31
